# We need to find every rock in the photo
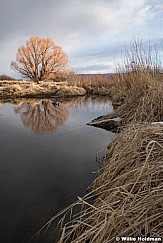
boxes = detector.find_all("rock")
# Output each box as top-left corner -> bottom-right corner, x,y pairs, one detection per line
87,117 -> 122,131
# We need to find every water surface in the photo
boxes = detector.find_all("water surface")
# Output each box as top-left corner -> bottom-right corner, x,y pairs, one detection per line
0,96 -> 114,242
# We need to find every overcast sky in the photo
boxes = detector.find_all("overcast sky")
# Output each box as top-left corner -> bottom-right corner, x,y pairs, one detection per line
0,0 -> 163,77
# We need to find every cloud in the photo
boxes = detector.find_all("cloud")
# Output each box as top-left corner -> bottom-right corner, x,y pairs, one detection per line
76,62 -> 116,74
0,0 -> 161,75
0,0 -> 156,40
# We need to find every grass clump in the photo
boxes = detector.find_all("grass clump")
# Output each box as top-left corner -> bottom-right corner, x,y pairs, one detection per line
54,84 -> 86,97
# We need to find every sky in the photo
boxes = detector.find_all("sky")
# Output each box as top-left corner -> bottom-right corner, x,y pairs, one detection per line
0,0 -> 163,77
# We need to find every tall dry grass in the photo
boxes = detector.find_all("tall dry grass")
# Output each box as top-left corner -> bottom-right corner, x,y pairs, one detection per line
108,40 -> 163,125
67,73 -> 116,95
109,76 -> 163,125
54,123 -> 163,242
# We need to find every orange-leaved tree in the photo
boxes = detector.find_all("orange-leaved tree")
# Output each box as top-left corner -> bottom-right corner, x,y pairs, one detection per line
11,36 -> 68,83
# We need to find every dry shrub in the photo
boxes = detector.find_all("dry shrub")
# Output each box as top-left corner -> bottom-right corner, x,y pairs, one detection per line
55,123 -> 163,242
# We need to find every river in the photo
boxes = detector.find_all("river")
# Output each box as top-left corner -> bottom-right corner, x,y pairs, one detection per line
0,96 -> 114,242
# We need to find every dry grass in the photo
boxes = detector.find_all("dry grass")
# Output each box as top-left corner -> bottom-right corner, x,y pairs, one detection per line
109,76 -> 163,125
110,39 -> 163,102
101,40 -> 163,126
110,69 -> 163,103
67,73 -> 116,96
52,123 -> 163,242
54,84 -> 86,96
0,80 -> 86,98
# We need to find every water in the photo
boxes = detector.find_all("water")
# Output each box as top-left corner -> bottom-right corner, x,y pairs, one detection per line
0,96 -> 114,243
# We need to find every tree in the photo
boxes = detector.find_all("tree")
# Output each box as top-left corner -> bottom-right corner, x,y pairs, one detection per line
11,36 -> 68,83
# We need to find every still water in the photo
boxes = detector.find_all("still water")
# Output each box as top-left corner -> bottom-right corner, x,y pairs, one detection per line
0,96 -> 114,243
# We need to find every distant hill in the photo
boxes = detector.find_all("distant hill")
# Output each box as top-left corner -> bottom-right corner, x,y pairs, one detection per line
0,74 -> 16,80
78,73 -> 114,76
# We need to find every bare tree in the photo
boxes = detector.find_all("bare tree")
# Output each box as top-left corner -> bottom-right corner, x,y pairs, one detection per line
11,36 -> 68,83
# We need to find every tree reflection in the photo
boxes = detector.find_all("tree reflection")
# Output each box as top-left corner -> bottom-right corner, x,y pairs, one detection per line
14,100 -> 69,134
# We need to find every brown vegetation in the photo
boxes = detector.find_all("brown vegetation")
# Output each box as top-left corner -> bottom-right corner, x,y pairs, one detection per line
54,123 -> 163,242
93,40 -> 163,126
11,36 -> 68,83
67,72 -> 116,96
0,80 -> 86,98
110,74 -> 163,125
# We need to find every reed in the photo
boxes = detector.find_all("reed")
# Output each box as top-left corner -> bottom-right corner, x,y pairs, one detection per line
107,39 -> 163,125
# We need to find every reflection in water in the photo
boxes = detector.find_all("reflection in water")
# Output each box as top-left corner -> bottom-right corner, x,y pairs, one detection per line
0,96 -> 113,243
14,100 -> 69,134
12,96 -> 113,135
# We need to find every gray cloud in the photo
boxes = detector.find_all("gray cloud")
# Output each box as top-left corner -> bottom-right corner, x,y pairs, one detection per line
0,0 -> 160,75
76,63 -> 115,74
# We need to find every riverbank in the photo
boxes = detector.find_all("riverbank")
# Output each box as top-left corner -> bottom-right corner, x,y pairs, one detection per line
55,123 -> 163,242
0,80 -> 112,99
49,67 -> 163,242
0,80 -> 86,98
88,69 -> 163,131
